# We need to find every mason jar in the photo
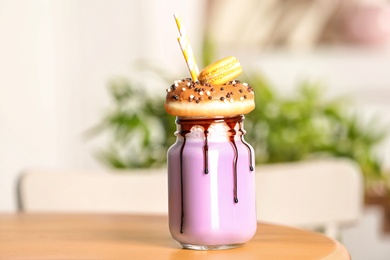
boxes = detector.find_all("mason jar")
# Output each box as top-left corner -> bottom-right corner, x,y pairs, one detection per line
167,115 -> 257,250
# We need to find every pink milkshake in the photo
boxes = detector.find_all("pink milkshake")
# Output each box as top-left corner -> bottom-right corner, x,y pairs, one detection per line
166,18 -> 256,249
167,115 -> 257,249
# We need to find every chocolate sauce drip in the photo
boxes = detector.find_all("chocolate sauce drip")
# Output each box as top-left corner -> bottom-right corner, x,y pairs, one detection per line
241,138 -> 254,171
203,130 -> 209,174
239,128 -> 254,171
179,134 -> 187,234
176,115 -> 248,233
230,136 -> 239,203
226,121 -> 240,203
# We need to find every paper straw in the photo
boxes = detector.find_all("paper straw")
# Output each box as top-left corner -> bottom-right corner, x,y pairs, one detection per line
174,14 -> 199,81
174,14 -> 186,37
178,37 -> 199,81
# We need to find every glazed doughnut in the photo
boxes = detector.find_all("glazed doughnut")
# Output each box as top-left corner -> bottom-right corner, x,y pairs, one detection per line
164,78 -> 255,117
198,56 -> 242,85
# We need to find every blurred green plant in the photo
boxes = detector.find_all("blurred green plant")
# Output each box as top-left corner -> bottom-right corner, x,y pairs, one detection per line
242,73 -> 388,184
88,67 -> 388,188
87,76 -> 175,169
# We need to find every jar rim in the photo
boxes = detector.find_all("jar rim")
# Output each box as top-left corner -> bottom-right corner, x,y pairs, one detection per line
176,115 -> 244,124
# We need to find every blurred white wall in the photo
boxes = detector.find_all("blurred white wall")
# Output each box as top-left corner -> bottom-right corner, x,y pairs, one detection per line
0,0 -> 206,211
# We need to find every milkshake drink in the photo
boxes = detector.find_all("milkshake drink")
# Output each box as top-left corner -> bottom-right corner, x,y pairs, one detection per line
167,115 -> 256,249
164,56 -> 257,250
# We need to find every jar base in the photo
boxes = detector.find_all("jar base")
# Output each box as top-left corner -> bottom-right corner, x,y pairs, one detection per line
181,243 -> 244,250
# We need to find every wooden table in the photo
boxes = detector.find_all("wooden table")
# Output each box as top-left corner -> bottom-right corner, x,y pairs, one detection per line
0,214 -> 350,260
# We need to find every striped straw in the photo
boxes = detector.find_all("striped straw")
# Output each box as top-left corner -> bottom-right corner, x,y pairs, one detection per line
177,37 -> 199,81
174,14 -> 199,81
174,14 -> 186,37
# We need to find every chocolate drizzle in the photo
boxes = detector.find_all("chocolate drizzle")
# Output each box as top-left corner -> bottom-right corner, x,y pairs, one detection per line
239,128 -> 254,171
226,120 -> 240,203
176,115 -> 253,233
203,130 -> 209,174
230,137 -> 239,203
178,130 -> 190,234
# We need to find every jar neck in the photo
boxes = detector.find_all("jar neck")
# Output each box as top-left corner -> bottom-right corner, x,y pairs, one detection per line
175,115 -> 246,138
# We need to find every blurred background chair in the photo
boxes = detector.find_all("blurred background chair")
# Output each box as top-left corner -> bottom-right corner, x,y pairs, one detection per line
255,158 -> 364,239
17,158 -> 363,239
17,168 -> 169,215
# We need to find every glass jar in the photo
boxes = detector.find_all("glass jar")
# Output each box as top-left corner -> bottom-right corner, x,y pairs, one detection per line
167,115 -> 257,250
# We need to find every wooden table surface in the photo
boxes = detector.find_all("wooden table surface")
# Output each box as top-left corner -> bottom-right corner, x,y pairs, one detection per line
0,214 -> 350,260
